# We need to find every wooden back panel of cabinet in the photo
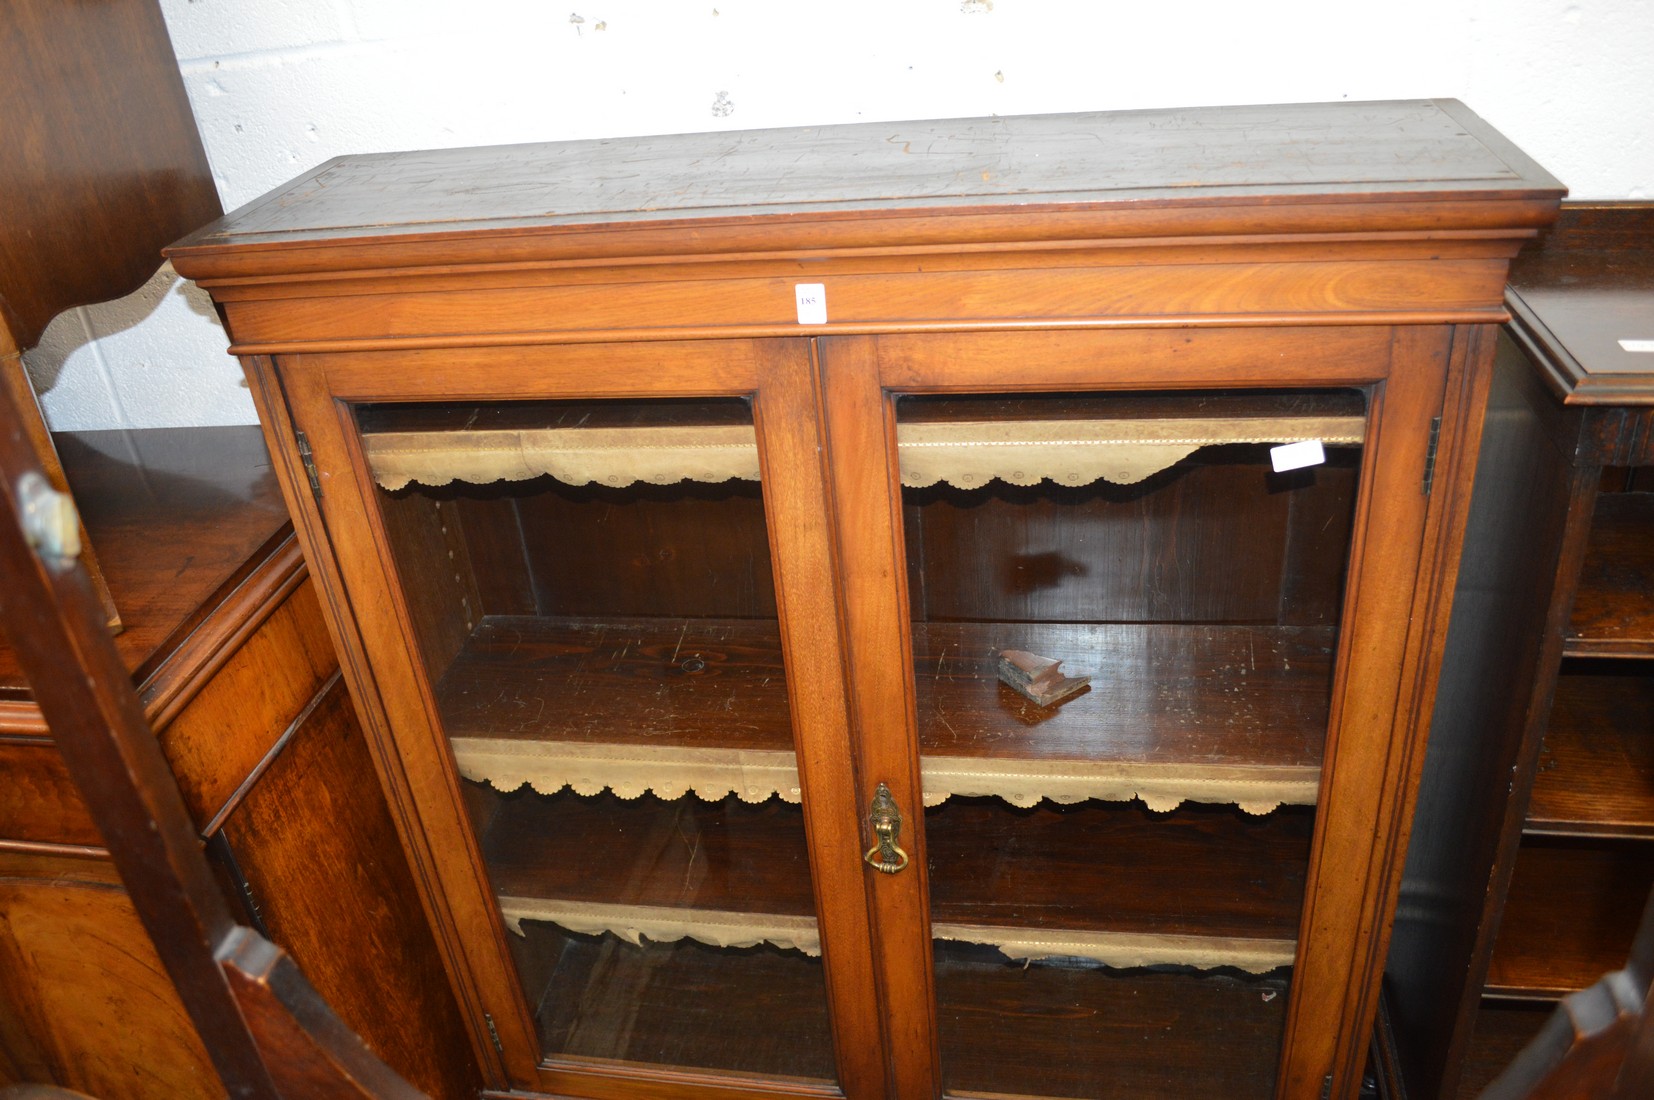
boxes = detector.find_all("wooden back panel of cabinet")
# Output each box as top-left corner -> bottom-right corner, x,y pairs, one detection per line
0,428 -> 478,1100
0,0 -> 218,351
168,102 -> 1563,1100
0,0 -> 224,627
1386,204 -> 1654,1100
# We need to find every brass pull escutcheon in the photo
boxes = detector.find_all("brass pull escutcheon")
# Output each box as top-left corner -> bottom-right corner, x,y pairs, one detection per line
863,782 -> 909,874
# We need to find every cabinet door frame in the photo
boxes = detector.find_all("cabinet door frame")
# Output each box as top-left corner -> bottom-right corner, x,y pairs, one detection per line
815,323 -> 1493,1100
249,339 -> 885,1100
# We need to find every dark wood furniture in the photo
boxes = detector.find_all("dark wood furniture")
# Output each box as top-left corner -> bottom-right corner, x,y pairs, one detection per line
1479,887 -> 1654,1100
0,376 -> 425,1099
0,2 -> 478,1096
169,100 -> 1563,1100
1385,204 -> 1654,1099
0,427 -> 477,1099
0,0 -> 223,627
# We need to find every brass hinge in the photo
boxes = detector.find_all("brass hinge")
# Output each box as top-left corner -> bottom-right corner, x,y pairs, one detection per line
483,1012 -> 504,1055
1421,415 -> 1442,497
295,430 -> 322,501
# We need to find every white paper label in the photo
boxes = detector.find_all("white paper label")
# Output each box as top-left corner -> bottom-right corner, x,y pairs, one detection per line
1270,439 -> 1326,473
1619,339 -> 1654,353
795,284 -> 827,325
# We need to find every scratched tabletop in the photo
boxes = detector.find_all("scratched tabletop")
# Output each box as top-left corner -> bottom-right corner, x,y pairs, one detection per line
172,99 -> 1560,251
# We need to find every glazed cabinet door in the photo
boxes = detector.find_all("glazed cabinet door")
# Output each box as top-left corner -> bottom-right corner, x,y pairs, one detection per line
257,340 -> 884,1099
817,326 -> 1481,1100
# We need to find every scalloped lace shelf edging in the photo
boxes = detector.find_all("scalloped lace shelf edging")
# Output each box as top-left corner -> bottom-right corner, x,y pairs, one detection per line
498,898 -> 822,955
453,737 -> 1319,814
366,416 -> 1366,491
932,923 -> 1296,973
494,898 -> 1296,973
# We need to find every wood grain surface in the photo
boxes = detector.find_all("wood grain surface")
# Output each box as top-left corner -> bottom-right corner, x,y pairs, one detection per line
473,787 -> 1311,942
1529,663 -> 1654,837
902,450 -> 1359,628
158,581 -> 337,830
220,679 -> 481,1100
1567,492 -> 1654,656
0,871 -> 224,1099
0,0 -> 219,350
1383,207 -> 1654,1100
434,614 -> 1336,775
0,428 -> 289,705
0,742 -> 100,847
934,941 -> 1288,1099
514,923 -> 837,1085
1506,204 -> 1654,405
175,102 -> 1552,249
1485,839 -> 1654,999
1380,327 -> 1588,1100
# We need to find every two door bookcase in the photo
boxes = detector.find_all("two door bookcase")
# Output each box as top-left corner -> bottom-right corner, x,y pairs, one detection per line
168,101 -> 1562,1100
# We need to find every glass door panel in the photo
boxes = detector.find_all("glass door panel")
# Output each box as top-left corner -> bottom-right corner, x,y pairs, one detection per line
356,396 -> 836,1085
895,388 -> 1366,1099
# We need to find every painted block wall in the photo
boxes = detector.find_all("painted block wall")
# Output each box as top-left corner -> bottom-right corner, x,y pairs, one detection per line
24,0 -> 1654,430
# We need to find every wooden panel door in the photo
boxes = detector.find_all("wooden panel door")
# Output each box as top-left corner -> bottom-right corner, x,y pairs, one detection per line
257,339 -> 885,1099
816,324 -> 1488,1100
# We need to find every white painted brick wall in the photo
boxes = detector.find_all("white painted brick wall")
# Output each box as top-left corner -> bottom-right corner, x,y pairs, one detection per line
25,0 -> 1654,429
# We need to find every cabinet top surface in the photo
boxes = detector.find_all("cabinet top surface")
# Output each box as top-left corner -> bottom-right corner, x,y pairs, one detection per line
1507,204 -> 1654,404
171,99 -> 1560,259
0,426 -> 291,717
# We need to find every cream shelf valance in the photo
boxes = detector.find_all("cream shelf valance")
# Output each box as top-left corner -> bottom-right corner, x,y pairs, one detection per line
367,415 -> 1366,492
495,896 -> 1296,974
452,737 -> 1320,817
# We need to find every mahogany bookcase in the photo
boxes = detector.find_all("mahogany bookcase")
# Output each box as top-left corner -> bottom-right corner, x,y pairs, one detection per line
168,100 -> 1562,1100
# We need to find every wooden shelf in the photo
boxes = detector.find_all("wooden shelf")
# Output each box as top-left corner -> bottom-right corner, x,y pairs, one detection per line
1566,493 -> 1654,658
0,427 -> 290,703
913,621 -> 1330,811
468,787 -> 1307,971
477,789 -> 813,918
935,942 -> 1288,1100
1528,663 -> 1654,837
442,615 -> 1328,811
927,798 -> 1310,946
438,616 -> 794,754
1484,838 -> 1654,999
511,923 -> 838,1086
507,920 -> 1293,1098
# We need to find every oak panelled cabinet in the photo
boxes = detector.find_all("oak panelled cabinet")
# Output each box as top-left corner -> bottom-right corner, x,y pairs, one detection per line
168,101 -> 1562,1100
0,427 -> 478,1100
1,0 -> 476,1093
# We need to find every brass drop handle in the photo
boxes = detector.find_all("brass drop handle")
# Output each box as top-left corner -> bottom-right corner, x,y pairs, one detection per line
863,782 -> 909,874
